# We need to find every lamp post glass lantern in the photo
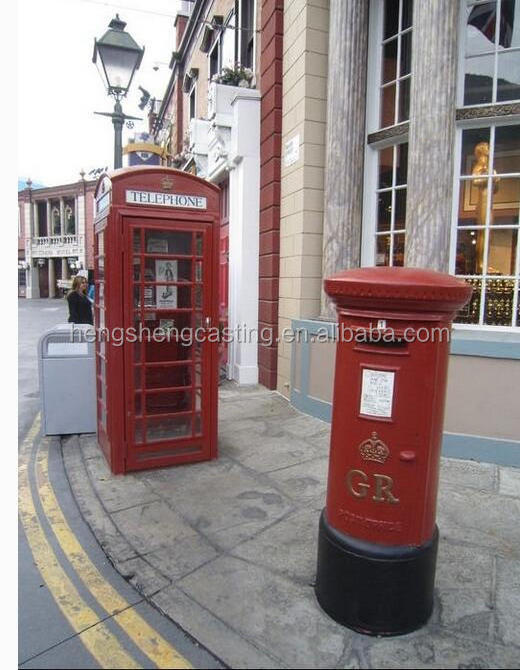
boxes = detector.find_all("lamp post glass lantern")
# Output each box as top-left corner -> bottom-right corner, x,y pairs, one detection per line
93,15 -> 144,169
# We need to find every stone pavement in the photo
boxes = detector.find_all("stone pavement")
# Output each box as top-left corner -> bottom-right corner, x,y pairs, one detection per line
61,384 -> 520,668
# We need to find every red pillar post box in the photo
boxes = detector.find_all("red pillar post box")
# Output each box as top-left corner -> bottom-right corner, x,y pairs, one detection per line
315,267 -> 472,635
93,167 -> 220,474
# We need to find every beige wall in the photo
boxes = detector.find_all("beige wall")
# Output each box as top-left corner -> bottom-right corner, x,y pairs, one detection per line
277,0 -> 329,398
444,355 -> 520,441
292,340 -> 520,442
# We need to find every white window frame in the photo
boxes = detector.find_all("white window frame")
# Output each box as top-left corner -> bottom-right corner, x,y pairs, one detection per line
362,0 -> 411,267
188,79 -> 197,121
450,0 -> 520,331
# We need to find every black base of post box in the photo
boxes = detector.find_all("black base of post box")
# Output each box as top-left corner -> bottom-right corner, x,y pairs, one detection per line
315,510 -> 438,636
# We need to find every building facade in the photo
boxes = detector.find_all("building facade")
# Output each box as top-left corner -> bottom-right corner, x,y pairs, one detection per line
153,0 -> 284,387
18,176 -> 96,298
280,0 -> 520,465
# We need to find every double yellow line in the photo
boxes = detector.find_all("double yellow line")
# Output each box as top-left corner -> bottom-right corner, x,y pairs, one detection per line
19,414 -> 192,669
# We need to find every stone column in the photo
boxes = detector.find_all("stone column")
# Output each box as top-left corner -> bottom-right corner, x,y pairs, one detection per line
46,200 -> 51,237
320,0 -> 369,318
228,90 -> 261,384
48,258 -> 56,298
33,203 -> 39,237
404,1 -> 460,271
28,262 -> 40,299
59,198 -> 65,236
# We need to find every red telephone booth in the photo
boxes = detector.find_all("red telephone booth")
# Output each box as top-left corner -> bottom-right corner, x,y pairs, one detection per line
93,167 -> 220,474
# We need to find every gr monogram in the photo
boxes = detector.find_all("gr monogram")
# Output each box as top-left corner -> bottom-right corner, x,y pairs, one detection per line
346,469 -> 400,504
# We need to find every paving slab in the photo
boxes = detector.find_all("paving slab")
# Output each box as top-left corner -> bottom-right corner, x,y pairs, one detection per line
83,453 -> 160,513
495,557 -> 520,648
437,487 -> 520,558
62,384 -> 520,669
177,556 -> 346,669
266,456 -> 329,506
219,419 -> 327,473
366,629 -> 519,669
498,466 -> 520,497
141,457 -> 295,551
230,507 -> 320,583
439,458 -> 497,493
151,584 -> 283,669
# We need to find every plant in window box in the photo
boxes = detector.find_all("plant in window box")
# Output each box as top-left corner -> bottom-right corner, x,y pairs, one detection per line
211,64 -> 254,88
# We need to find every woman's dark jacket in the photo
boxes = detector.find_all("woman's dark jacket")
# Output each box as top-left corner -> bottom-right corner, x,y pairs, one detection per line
67,291 -> 93,325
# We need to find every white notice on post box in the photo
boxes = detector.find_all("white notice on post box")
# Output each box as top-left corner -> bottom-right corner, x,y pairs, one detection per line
360,369 -> 395,418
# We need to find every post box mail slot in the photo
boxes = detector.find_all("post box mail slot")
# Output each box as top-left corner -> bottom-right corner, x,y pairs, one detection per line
315,267 -> 472,636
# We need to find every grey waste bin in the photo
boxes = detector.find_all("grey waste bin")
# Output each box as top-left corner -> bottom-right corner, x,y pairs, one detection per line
38,324 -> 97,435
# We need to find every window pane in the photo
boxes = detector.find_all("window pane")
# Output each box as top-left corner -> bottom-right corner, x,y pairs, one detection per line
221,13 -> 235,69
145,230 -> 192,254
402,0 -> 413,30
135,392 -> 142,417
376,235 -> 391,265
488,228 -> 518,274
384,0 -> 400,39
378,147 -> 394,188
133,229 -> 140,253
146,364 -> 192,389
460,128 -> 492,175
146,415 -> 192,442
145,391 -> 191,416
494,125 -> 520,172
458,174 -> 503,230
377,191 -> 392,231
398,76 -> 411,122
400,31 -> 412,77
456,279 -> 482,324
381,83 -> 396,128
134,366 -> 142,390
395,143 -> 408,185
484,278 -> 515,325
393,233 -> 405,266
135,420 -> 143,444
502,0 -> 519,48
382,38 -> 398,83
464,54 -> 494,105
456,228 -> 483,275
497,51 -> 520,102
490,177 -> 520,225
466,1 -> 497,55
394,188 -> 407,229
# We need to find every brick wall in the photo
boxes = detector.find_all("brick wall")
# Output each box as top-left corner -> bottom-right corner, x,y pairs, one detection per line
258,0 -> 284,389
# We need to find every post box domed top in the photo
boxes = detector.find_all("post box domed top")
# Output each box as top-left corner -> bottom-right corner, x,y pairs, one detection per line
324,267 -> 472,314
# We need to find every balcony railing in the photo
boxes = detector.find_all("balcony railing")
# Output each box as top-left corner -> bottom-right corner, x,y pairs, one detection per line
30,235 -> 83,257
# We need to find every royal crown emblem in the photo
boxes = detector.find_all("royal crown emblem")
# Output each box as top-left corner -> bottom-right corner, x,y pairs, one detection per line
358,432 -> 390,464
161,176 -> 174,190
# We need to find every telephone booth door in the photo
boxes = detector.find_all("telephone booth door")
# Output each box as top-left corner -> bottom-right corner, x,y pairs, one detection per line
123,218 -> 216,471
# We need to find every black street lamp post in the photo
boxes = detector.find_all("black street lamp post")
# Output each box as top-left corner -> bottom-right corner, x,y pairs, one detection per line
92,15 -> 144,169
